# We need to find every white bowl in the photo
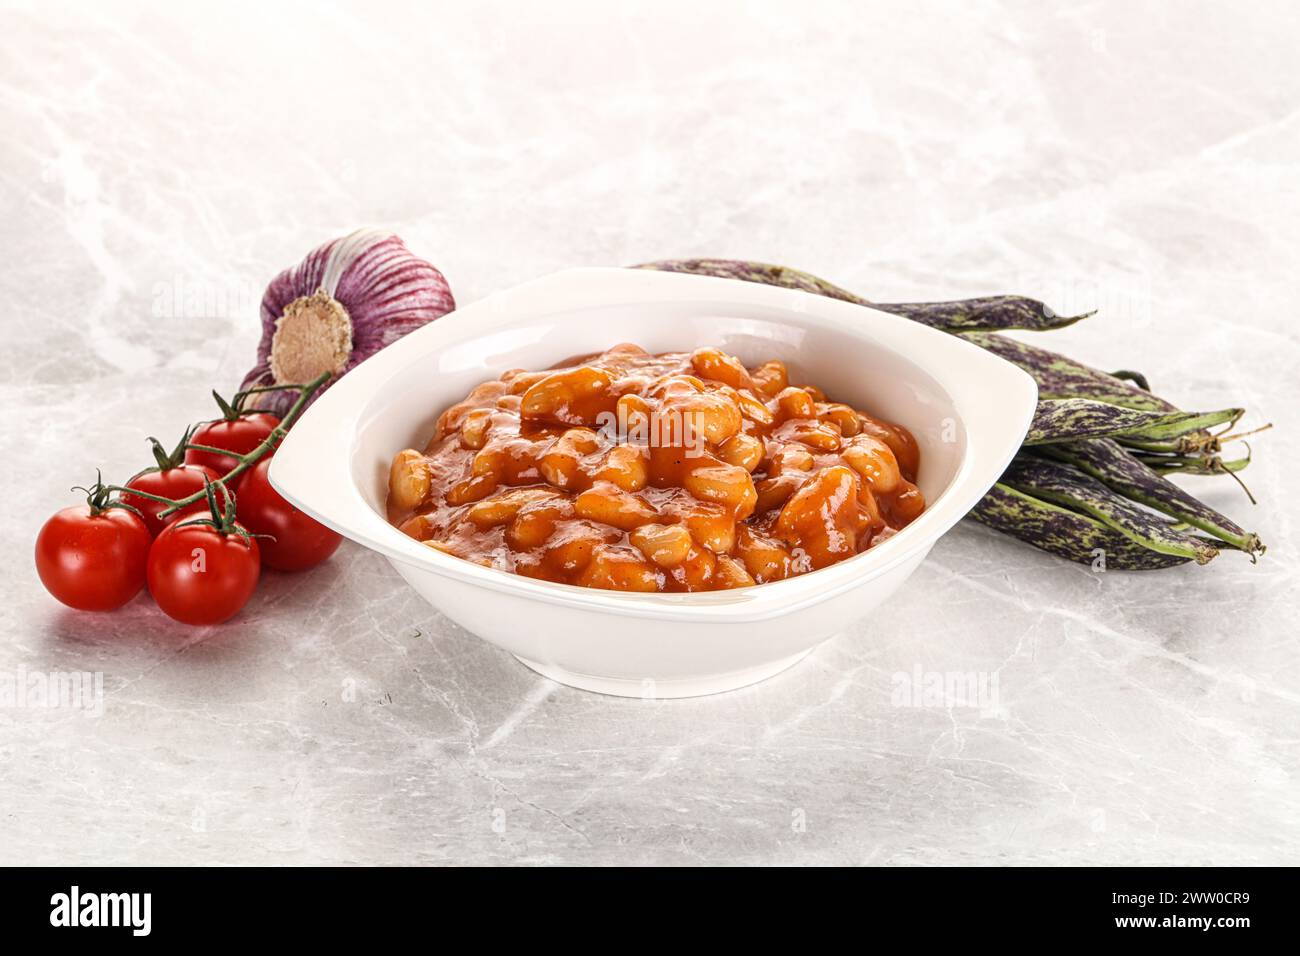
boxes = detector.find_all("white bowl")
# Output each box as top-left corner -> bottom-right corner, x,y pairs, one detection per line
269,268 -> 1037,698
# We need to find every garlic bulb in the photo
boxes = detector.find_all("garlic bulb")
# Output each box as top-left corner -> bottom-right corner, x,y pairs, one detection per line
241,229 -> 455,416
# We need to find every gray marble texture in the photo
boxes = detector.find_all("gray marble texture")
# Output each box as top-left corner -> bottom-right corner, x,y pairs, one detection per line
2,1 -> 1297,866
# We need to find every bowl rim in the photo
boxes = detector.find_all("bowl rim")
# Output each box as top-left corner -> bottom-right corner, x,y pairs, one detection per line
269,267 -> 1037,623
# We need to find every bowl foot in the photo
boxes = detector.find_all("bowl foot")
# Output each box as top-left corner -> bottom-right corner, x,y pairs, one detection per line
512,649 -> 813,698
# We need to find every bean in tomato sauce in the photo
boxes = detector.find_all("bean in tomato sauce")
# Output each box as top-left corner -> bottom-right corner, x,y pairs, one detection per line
387,344 -> 925,592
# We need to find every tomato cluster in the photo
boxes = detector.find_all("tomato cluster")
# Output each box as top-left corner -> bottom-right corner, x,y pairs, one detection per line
35,394 -> 341,626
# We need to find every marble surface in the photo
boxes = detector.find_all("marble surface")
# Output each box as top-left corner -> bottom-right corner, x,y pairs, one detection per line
2,1 -> 1297,866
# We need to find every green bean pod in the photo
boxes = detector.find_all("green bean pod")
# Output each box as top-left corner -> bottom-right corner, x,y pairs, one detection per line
1118,432 -> 1226,455
634,259 -> 1091,332
1135,452 -> 1251,476
636,259 -> 867,305
1034,440 -> 1262,554
969,484 -> 1195,569
626,257 -> 1265,571
1026,399 -> 1241,446
1110,369 -> 1153,391
999,456 -> 1220,563
875,296 -> 1092,333
961,332 -> 1176,413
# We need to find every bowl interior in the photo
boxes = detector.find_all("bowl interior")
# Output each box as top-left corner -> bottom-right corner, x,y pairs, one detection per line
349,300 -> 967,523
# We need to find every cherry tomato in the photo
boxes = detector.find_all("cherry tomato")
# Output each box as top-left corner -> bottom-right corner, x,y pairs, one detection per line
122,463 -> 221,537
36,505 -> 151,611
147,521 -> 261,625
185,413 -> 280,475
236,457 -> 342,571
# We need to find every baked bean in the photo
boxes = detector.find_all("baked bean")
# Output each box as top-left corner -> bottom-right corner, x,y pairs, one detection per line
857,480 -> 883,526
506,498 -> 573,550
736,390 -> 775,426
506,369 -> 549,395
388,345 -> 924,592
606,342 -> 648,357
467,488 -> 560,528
574,482 -> 659,530
594,444 -> 648,491
735,526 -> 791,582
717,432 -> 764,472
821,403 -> 861,437
538,449 -> 580,489
561,427 -> 603,455
398,514 -> 432,539
774,466 -> 862,567
576,545 -> 663,592
543,527 -> 606,576
776,386 -> 816,421
469,380 -> 507,403
683,463 -> 757,518
775,465 -> 856,534
630,523 -> 693,567
751,360 -> 788,397
713,554 -> 756,589
617,392 -> 652,435
675,547 -> 718,591
684,510 -> 735,554
538,429 -> 601,489
679,390 -> 742,445
770,444 -> 814,473
753,475 -> 800,513
521,366 -> 616,426
859,415 -> 920,481
842,434 -> 901,493
690,347 -> 753,390
889,481 -> 926,524
779,419 -> 842,452
446,472 -> 498,505
389,449 -> 432,511
435,403 -> 470,441
460,408 -> 494,449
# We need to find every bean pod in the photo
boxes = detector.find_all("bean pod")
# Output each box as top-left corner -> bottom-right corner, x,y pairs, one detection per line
634,258 -> 1267,570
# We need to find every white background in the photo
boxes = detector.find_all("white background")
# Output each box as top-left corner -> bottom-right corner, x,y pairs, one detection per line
2,0 -> 1297,864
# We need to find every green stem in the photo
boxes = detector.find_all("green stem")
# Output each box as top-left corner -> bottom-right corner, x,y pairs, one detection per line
235,383 -> 304,398
108,485 -> 174,506
98,372 -> 329,519
234,379 -> 316,412
156,371 -> 329,516
184,442 -> 240,457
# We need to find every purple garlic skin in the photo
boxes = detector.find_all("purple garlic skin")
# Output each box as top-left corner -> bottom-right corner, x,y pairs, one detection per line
241,229 -> 455,418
